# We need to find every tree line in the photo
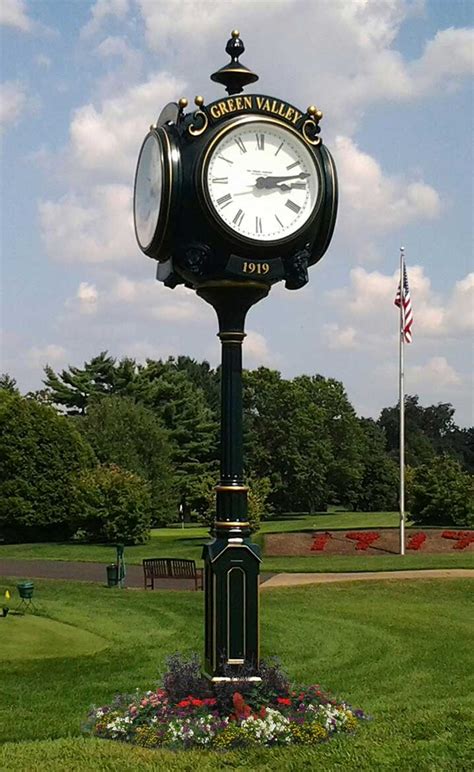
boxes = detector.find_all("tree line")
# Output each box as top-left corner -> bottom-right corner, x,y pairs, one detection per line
0,353 -> 472,543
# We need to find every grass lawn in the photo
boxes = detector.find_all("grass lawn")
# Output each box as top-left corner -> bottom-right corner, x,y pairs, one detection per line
1,512 -> 473,574
0,576 -> 473,770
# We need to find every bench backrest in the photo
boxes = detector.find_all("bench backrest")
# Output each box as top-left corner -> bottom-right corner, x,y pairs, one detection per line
169,559 -> 197,578
142,558 -> 169,577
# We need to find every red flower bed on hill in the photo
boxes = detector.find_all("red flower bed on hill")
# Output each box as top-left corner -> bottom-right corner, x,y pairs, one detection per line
407,533 -> 427,551
311,534 -> 331,551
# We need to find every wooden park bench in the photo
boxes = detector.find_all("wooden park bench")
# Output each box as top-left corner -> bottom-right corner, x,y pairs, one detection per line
143,558 -> 203,591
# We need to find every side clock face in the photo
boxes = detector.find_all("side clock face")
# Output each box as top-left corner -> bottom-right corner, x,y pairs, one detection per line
202,119 -> 321,244
134,128 -> 179,258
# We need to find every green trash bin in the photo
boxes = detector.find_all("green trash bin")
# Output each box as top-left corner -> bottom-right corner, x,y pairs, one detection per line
17,581 -> 34,599
106,564 -> 118,587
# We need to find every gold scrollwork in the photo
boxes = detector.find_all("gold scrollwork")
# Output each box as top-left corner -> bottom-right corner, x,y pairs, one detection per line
189,109 -> 209,137
302,119 -> 321,147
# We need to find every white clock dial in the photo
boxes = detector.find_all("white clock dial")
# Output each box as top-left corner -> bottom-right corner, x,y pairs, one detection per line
134,132 -> 163,250
204,120 -> 320,242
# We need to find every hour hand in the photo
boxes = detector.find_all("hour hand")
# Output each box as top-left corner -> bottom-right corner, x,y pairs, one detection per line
256,173 -> 310,189
277,181 -> 308,191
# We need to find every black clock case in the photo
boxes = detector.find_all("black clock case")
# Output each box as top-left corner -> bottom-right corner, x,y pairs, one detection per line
148,96 -> 338,290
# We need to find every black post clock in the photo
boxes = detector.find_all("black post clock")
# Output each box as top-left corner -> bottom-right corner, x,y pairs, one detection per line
133,30 -> 338,680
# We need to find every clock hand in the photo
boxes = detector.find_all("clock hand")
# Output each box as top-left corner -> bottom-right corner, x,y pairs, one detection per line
276,181 -> 308,192
255,172 -> 310,189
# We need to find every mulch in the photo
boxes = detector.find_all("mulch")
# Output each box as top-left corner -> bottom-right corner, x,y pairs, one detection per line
264,527 -> 474,557
0,558 -> 272,590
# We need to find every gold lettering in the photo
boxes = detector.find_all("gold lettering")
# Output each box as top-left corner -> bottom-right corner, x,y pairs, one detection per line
278,102 -> 286,116
244,96 -> 252,109
292,110 -> 302,124
227,98 -> 235,111
256,96 -> 265,110
235,97 -> 243,110
263,99 -> 271,111
270,99 -> 279,113
285,107 -> 294,122
210,105 -> 221,119
217,101 -> 229,115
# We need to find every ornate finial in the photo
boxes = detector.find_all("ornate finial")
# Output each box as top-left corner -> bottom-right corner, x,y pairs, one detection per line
307,105 -> 323,121
194,95 -> 204,107
178,97 -> 188,109
210,30 -> 259,95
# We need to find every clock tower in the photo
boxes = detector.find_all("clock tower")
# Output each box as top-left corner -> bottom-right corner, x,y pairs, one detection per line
133,30 -> 338,679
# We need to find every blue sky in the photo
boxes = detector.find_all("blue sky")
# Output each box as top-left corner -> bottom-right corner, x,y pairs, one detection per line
1,0 -> 473,425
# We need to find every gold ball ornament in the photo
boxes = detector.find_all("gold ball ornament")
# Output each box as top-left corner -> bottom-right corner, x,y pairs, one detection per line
178,97 -> 188,109
231,29 -> 240,38
194,95 -> 204,107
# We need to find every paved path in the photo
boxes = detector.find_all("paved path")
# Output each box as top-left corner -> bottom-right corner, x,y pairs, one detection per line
260,568 -> 474,589
0,558 -> 272,591
1,559 -> 472,590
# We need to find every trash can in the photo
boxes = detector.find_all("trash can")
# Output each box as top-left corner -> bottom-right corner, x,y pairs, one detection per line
106,564 -> 118,587
17,581 -> 34,600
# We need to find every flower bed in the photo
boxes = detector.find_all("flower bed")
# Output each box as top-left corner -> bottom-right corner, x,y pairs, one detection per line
441,530 -> 474,550
85,654 -> 367,750
345,532 -> 380,550
311,533 -> 331,551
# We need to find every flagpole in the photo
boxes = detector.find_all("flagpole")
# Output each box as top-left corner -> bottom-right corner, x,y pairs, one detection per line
399,246 -> 405,556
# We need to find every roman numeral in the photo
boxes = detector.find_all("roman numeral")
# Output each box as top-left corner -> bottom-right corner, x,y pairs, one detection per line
218,155 -> 233,164
217,193 -> 232,208
275,142 -> 284,156
275,214 -> 284,228
212,177 -> 228,183
285,199 -> 301,214
233,209 -> 245,227
286,160 -> 301,170
290,182 -> 307,189
234,137 -> 247,154
256,133 -> 265,150
255,216 -> 262,234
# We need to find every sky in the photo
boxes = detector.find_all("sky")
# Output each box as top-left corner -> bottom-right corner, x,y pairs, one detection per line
1,0 -> 473,426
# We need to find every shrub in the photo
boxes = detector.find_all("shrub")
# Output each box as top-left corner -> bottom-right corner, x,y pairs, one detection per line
410,456 -> 473,527
71,463 -> 152,544
0,391 -> 95,542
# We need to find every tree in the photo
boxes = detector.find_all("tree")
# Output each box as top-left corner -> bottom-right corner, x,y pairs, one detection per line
135,363 -> 218,515
0,373 -> 19,393
71,464 -> 152,544
0,391 -> 95,542
43,352 -> 138,415
409,456 -> 473,527
351,419 -> 399,511
79,397 -> 176,525
243,369 -> 331,513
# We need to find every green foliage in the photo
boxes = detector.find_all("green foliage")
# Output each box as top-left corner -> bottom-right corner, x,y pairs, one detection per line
351,419 -> 398,511
70,463 -> 152,544
0,391 -> 95,542
409,455 -> 473,527
79,397 -> 176,525
43,352 -> 138,415
135,363 -> 218,513
0,373 -> 19,394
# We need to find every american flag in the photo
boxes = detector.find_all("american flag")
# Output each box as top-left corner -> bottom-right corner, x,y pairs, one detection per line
394,261 -> 413,343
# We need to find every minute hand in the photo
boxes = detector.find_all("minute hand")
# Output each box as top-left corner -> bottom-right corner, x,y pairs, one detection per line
256,172 -> 310,190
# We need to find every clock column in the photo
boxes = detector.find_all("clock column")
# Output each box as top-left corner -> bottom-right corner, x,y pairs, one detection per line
197,280 -> 269,679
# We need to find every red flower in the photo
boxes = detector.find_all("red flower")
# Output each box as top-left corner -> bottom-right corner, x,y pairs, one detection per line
277,697 -> 291,706
259,706 -> 267,718
442,530 -> 474,550
346,532 -> 380,550
232,692 -> 251,719
177,699 -> 190,708
407,532 -> 427,551
311,533 -> 331,551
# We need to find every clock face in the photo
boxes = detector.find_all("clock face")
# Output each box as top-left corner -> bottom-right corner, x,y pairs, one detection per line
203,119 -> 320,244
134,132 -> 164,251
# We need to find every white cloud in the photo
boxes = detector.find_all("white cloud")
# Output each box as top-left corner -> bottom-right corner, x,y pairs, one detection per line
334,136 -> 441,247
243,330 -> 278,367
0,81 -> 27,132
410,27 -> 474,95
410,356 -> 462,387
323,323 -> 358,350
39,184 -> 136,264
328,265 -> 474,344
81,0 -> 130,38
0,0 -> 32,32
27,344 -> 67,369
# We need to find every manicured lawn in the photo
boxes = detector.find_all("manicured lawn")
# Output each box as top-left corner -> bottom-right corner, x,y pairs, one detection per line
0,577 -> 473,769
1,512 -> 473,574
